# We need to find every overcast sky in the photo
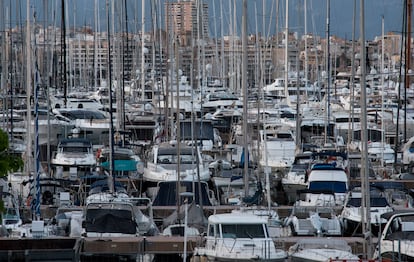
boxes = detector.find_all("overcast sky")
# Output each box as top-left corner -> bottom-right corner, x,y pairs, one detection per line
6,0 -> 407,40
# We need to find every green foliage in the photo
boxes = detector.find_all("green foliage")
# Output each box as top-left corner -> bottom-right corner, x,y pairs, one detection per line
0,129 -> 24,177
0,129 -> 8,152
0,129 -> 24,215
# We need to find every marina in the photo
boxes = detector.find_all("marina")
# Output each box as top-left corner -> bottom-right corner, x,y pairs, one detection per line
1,0 -> 414,261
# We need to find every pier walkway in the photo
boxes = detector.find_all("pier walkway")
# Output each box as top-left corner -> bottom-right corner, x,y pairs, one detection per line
0,235 -> 373,261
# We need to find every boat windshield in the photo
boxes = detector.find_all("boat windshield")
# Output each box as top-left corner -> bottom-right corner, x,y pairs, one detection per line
157,154 -> 196,164
290,164 -> 308,172
308,181 -> 347,193
346,197 -> 389,207
221,224 -> 266,238
59,110 -> 107,120
62,146 -> 90,153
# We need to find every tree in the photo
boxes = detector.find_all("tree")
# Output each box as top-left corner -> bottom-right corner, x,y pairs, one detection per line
0,129 -> 24,214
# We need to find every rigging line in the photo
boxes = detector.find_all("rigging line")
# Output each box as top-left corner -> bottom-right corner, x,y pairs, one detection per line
121,0 -> 128,132
265,0 -> 275,40
394,0 -> 407,163
33,9 -> 42,220
154,0 -> 164,128
309,0 -> 321,94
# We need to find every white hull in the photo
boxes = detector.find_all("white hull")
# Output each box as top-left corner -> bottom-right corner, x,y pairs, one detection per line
289,238 -> 359,262
196,238 -> 287,262
143,162 -> 210,183
290,249 -> 359,262
374,211 -> 414,261
50,138 -> 96,179
51,153 -> 96,167
143,142 -> 211,183
195,213 -> 288,262
73,119 -> 113,145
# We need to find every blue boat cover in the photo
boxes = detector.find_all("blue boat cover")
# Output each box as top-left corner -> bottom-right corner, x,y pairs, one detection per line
100,160 -> 137,171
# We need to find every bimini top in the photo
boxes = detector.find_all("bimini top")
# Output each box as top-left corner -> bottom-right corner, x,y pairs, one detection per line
58,138 -> 93,147
208,213 -> 267,225
310,163 -> 344,171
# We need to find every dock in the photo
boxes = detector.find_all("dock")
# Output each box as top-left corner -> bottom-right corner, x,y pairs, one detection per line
0,235 -> 373,261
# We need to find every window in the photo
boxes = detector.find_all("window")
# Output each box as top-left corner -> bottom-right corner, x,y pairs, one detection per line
221,224 -> 265,238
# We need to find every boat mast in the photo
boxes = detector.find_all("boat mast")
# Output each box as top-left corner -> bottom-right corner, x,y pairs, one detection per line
295,0 -> 303,152
404,0 -> 412,142
106,0 -> 115,192
61,0 -> 67,108
1,1 -> 6,130
260,0 -> 271,210
348,0 -> 357,150
25,0 -> 35,219
141,0 -> 145,102
174,33 -> 181,217
7,2 -> 14,150
242,0 -> 249,196
195,0 -> 204,211
359,0 -> 372,258
381,16 -> 385,168
284,0 -> 289,108
324,0 -> 331,145
304,0 -> 308,87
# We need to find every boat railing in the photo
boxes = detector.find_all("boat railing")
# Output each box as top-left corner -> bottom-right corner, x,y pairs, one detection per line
215,237 -> 276,259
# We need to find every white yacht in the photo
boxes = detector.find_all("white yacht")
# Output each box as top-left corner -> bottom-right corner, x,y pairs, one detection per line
296,161 -> 349,207
143,141 -> 210,183
52,108 -> 113,145
194,212 -> 288,262
14,108 -> 74,146
51,138 -> 96,180
258,124 -> 296,174
84,179 -> 159,237
281,152 -> 313,204
340,186 -> 394,237
374,210 -> 414,261
202,91 -> 243,115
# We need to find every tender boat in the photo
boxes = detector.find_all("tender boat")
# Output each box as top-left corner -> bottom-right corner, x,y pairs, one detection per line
194,212 -> 288,262
285,204 -> 342,237
288,238 -> 360,262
